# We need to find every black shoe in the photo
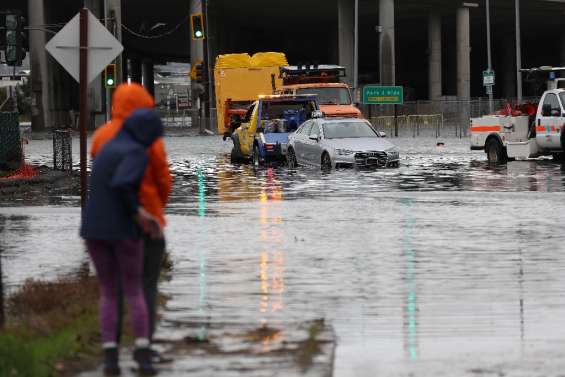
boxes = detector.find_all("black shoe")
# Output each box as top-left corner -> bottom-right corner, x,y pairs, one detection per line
103,347 -> 121,376
133,347 -> 157,376
149,349 -> 173,364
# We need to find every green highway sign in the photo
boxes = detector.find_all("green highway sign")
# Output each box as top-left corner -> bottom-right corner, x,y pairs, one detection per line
363,86 -> 404,105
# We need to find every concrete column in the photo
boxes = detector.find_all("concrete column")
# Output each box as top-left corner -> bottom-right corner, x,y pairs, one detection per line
28,0 -> 50,131
130,57 -> 142,84
142,59 -> 155,98
456,6 -> 471,101
428,12 -> 442,100
337,0 -> 354,87
379,0 -> 395,85
560,33 -> 565,67
502,36 -> 516,99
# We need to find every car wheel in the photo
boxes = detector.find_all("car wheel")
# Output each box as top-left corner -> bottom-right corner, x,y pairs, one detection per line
321,152 -> 332,170
287,147 -> 298,168
253,144 -> 264,168
486,138 -> 508,164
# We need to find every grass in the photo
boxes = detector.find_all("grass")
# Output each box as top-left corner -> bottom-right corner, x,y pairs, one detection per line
0,274 -> 101,377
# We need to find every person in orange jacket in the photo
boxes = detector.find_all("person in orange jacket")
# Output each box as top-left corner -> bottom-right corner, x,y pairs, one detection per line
91,83 -> 173,363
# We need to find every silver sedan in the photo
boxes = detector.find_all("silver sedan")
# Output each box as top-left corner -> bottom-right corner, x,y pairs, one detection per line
287,118 -> 400,169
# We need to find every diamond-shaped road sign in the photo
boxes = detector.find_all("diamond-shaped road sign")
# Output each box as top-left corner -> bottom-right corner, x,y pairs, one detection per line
46,10 -> 123,84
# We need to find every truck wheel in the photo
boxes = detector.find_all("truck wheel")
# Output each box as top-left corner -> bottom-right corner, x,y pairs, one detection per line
230,135 -> 244,163
287,147 -> 298,168
321,152 -> 332,171
486,138 -> 508,164
253,145 -> 265,167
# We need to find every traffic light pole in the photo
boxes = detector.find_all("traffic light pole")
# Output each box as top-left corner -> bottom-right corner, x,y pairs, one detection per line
79,8 -> 89,209
201,0 -> 210,134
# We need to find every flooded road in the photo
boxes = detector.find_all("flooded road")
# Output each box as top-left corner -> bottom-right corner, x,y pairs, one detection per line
3,135 -> 565,376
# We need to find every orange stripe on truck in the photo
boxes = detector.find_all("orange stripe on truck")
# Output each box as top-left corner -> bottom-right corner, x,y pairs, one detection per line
470,125 -> 501,132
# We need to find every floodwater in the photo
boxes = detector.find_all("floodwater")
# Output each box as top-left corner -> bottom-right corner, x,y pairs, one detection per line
3,135 -> 565,376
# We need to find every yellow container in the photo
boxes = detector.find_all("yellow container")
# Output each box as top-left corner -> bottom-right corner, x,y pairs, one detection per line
214,52 -> 288,134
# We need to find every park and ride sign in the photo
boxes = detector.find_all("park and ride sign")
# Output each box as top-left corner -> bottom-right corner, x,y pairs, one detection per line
363,85 -> 404,105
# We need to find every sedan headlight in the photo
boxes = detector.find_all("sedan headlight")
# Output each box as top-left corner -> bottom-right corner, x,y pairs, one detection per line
336,149 -> 355,156
386,150 -> 400,160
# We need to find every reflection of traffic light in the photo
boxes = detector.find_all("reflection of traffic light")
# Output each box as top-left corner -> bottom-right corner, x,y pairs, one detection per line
190,13 -> 205,40
3,11 -> 26,66
190,61 -> 204,84
104,64 -> 117,88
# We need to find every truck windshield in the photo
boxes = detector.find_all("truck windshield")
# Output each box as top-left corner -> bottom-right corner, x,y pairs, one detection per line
296,87 -> 352,105
323,121 -> 378,139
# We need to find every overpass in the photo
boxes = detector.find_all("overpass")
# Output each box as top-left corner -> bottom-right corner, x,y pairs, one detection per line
3,0 -> 565,131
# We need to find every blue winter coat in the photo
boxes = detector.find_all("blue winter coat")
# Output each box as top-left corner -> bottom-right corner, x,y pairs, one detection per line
80,109 -> 164,240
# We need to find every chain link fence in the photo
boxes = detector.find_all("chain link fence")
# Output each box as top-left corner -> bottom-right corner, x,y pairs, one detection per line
362,97 -> 540,138
0,112 -> 22,170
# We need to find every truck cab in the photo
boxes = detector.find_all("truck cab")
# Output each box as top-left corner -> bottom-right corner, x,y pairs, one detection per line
230,95 -> 320,165
277,65 -> 362,119
470,89 -> 565,163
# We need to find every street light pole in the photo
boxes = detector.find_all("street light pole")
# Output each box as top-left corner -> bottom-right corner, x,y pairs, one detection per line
354,0 -> 359,93
515,0 -> 523,104
486,0 -> 494,113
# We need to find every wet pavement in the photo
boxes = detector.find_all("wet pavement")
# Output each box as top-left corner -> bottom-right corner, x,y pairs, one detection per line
2,135 -> 565,376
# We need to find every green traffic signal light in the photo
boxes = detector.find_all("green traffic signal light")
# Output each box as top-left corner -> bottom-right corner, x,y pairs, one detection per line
191,13 -> 205,40
105,64 -> 117,88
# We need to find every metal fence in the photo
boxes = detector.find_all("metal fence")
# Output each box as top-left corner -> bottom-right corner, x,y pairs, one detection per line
53,129 -> 72,172
157,109 -> 196,128
362,97 -> 540,138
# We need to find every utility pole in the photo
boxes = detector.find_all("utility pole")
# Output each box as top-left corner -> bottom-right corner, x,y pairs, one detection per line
486,0 -> 494,113
201,0 -> 210,133
515,0 -> 523,104
79,8 -> 89,209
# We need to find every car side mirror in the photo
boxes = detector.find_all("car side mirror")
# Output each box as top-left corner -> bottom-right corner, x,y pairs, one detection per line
378,131 -> 387,138
311,110 -> 324,119
309,135 -> 320,142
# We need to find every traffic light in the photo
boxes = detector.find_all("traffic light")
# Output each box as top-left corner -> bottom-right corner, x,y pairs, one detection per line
3,11 -> 26,66
190,13 -> 205,40
104,64 -> 117,88
190,61 -> 204,84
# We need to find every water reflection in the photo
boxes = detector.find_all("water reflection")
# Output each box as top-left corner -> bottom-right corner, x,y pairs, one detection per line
258,168 -> 285,352
402,198 -> 418,361
197,167 -> 207,340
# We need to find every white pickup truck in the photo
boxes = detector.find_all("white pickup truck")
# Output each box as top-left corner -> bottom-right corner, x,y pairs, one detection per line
470,88 -> 565,163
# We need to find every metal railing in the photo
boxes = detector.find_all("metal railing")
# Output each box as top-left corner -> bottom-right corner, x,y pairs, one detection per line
362,97 -> 540,138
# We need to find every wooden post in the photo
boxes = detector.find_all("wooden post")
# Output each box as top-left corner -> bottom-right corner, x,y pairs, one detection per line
79,8 -> 89,209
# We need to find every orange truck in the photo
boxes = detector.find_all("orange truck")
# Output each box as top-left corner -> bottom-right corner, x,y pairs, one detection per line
277,65 -> 362,119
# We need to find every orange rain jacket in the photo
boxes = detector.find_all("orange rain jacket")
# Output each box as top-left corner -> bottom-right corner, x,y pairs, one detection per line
90,83 -> 172,227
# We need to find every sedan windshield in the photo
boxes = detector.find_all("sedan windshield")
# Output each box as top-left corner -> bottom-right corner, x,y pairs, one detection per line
296,87 -> 352,105
323,122 -> 378,139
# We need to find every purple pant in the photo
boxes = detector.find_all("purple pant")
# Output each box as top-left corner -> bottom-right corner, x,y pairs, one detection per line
87,239 -> 149,343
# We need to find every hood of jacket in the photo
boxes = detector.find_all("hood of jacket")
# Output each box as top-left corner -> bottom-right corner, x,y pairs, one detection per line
111,83 -> 155,121
122,109 -> 164,147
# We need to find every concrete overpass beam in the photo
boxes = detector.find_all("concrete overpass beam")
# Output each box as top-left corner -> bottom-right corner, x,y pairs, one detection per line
428,11 -> 442,100
379,0 -> 395,85
28,0 -> 50,131
337,0 -> 354,87
142,59 -> 155,98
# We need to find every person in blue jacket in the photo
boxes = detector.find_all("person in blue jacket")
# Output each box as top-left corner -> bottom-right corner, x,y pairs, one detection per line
81,109 -> 163,376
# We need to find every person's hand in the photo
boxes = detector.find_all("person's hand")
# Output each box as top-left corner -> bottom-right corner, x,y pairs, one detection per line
135,207 -> 163,239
